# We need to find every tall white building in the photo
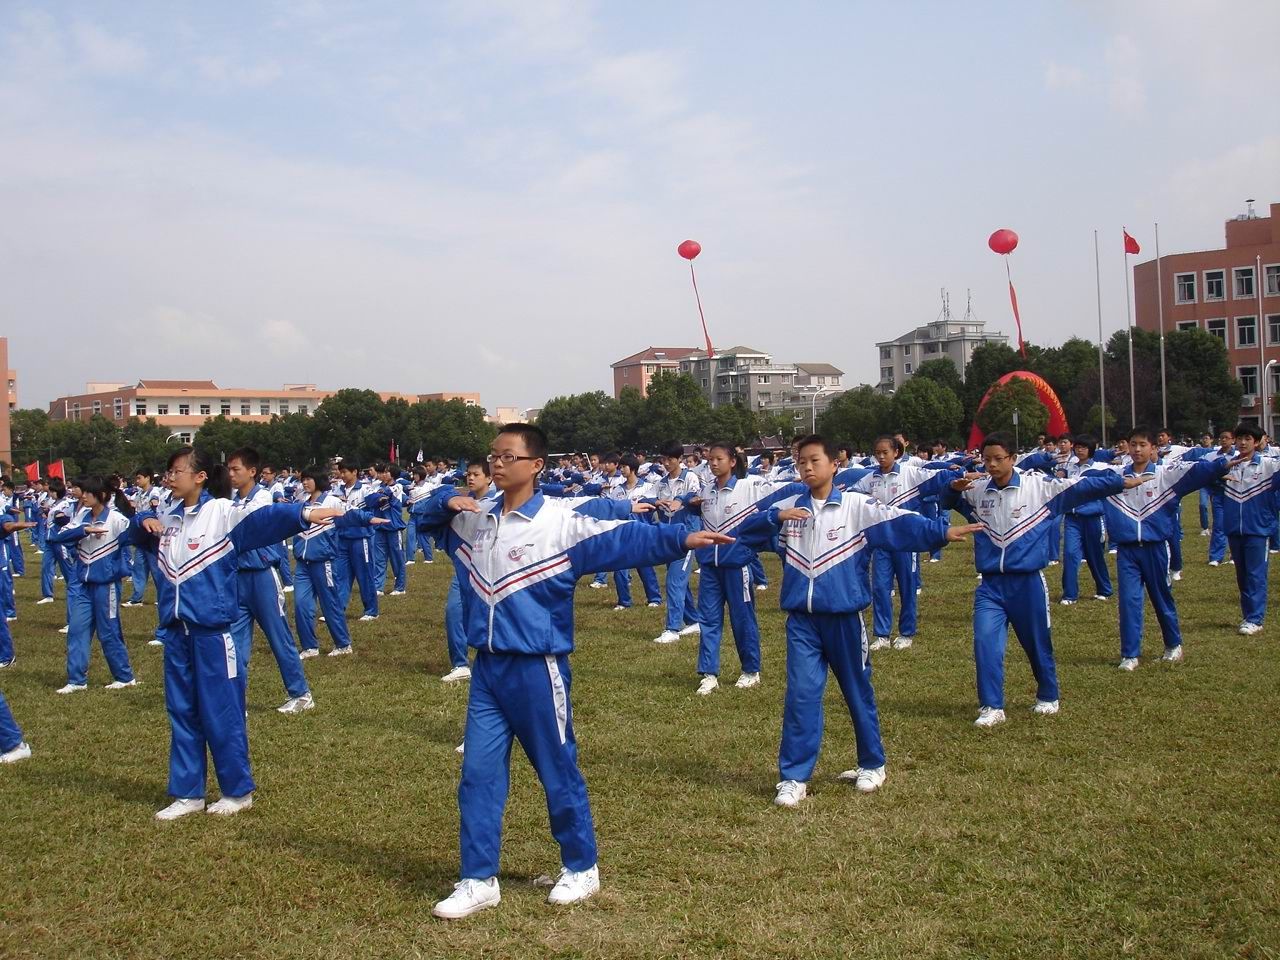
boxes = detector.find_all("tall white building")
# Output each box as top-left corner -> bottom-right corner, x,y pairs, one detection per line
876,312 -> 1008,395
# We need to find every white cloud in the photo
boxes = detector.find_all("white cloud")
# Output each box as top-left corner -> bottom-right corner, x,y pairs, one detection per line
1044,60 -> 1084,91
70,20 -> 146,75
195,55 -> 283,89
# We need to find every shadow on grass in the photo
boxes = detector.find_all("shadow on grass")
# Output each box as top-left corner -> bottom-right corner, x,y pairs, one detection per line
23,762 -> 158,806
268,826 -> 463,894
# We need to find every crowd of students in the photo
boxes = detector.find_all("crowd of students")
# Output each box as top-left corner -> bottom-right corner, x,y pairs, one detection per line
0,420 -> 1276,921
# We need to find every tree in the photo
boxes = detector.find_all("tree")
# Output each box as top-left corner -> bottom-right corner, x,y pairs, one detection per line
638,372 -> 711,450
962,341 -> 1022,431
891,377 -> 963,446
911,357 -> 964,398
405,399 -> 497,463
975,376 -> 1048,445
9,409 -> 52,465
307,389 -> 393,466
537,391 -> 618,454
817,385 -> 894,451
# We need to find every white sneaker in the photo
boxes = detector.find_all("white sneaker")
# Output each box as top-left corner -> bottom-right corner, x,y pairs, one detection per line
0,741 -> 32,764
1239,622 -> 1263,636
1059,598 -> 1077,606
839,765 -> 886,793
104,679 -> 138,690
1171,570 -> 1182,582
1093,594 -> 1111,601
974,706 -> 1006,728
678,623 -> 701,636
734,672 -> 760,689
455,742 -> 465,754
390,590 -> 406,596
405,560 -> 416,565
147,638 -> 164,646
915,587 -> 922,595
432,877 -> 501,919
154,798 -> 205,821
0,657 -> 12,669
1160,646 -> 1183,663
546,865 -> 600,906
55,683 -> 88,695
36,597 -> 54,605
441,666 -> 471,683
1032,699 -> 1059,715
774,780 -> 807,807
891,636 -> 913,650
318,616 -> 325,622
647,601 -> 661,608
696,675 -> 719,696
298,648 -> 319,659
328,645 -> 354,656
206,794 -> 253,816
1108,548 -> 1117,555
587,581 -> 606,590
869,636 -> 891,651
1048,560 -> 1060,567
652,630 -> 680,644
121,601 -> 142,608
58,625 -> 69,634
358,614 -> 378,622
929,557 -> 940,563
755,584 -> 767,592
612,605 -> 627,612
282,586 -> 294,593
1118,657 -> 1139,671
1200,529 -> 1210,537
1208,560 -> 1220,567
277,693 -> 315,714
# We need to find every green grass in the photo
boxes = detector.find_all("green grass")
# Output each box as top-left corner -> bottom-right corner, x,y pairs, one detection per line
1,513 -> 1278,959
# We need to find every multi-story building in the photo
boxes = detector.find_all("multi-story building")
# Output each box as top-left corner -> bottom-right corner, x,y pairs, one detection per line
47,380 -> 481,443
0,338 -> 11,467
1133,200 -> 1280,430
875,316 -> 1008,394
611,347 -> 701,399
678,346 -> 802,409
767,363 -> 846,433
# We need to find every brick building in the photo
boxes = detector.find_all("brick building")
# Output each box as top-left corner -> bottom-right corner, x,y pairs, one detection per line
610,347 -> 701,399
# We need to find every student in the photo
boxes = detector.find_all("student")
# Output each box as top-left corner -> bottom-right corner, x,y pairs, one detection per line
293,466 -> 379,658
1221,423 -> 1280,634
852,436 -> 955,651
605,455 -> 662,611
737,435 -> 978,806
650,440 -> 706,645
369,462 -> 407,597
0,513 -> 38,665
226,449 -> 314,715
417,424 -> 731,919
123,469 -> 159,607
405,464 -> 439,564
941,433 -> 1133,725
333,462 -> 381,621
1092,428 -> 1233,669
438,460 -> 496,683
1058,434 -> 1113,604
258,465 -> 295,591
0,683 -> 31,763
1196,432 -> 1214,536
684,442 -> 804,696
135,446 -> 362,821
1206,429 -> 1234,566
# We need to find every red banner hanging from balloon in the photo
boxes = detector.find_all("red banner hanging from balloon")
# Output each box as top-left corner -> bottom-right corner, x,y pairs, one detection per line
678,240 -> 714,357
989,228 -> 1027,358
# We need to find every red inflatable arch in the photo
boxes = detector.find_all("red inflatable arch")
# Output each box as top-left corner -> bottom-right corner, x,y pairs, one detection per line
966,371 -> 1069,451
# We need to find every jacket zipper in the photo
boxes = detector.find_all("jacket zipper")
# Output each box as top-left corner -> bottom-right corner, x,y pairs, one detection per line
486,512 -> 496,653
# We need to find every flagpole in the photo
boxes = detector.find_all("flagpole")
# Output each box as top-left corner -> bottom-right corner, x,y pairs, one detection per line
1155,223 -> 1167,428
1258,253 -> 1267,437
1123,229 -> 1136,429
1094,230 -> 1108,446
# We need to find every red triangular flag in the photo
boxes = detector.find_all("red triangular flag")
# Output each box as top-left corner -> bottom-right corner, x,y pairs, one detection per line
1123,229 -> 1141,255
23,462 -> 39,483
48,460 -> 65,479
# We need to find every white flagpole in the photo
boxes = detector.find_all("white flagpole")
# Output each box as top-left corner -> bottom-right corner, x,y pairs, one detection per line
1259,253 -> 1267,436
1094,230 -> 1108,446
1155,223 -> 1167,428
1124,230 -> 1136,429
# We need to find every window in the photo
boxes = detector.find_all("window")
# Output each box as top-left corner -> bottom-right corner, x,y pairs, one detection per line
880,367 -> 894,382
1205,318 -> 1227,342
904,361 -> 913,375
220,401 -> 231,415
135,403 -> 147,416
925,342 -> 939,354
1205,270 -> 1225,301
757,375 -> 770,384
1272,365 -> 1280,401
72,402 -> 81,417
1269,315 -> 1280,346
113,398 -> 123,419
92,400 -> 101,414
1175,273 -> 1196,303
241,401 -> 251,415
759,392 -> 771,403
1176,320 -> 1197,332
260,401 -> 270,415
297,404 -> 308,416
880,347 -> 891,360
700,378 -> 708,388
1234,267 -> 1254,299
1267,264 -> 1280,297
178,404 -> 190,416
279,401 -> 290,414
157,403 -> 168,415
199,404 -> 211,415
902,345 -> 912,357
1238,365 -> 1259,396
1236,315 -> 1257,348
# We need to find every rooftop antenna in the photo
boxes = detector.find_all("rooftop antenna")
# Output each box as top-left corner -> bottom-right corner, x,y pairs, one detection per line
963,288 -> 977,323
1246,198 -> 1257,219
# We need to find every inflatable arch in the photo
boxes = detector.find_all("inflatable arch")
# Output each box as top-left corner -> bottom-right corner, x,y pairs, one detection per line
966,371 -> 1069,451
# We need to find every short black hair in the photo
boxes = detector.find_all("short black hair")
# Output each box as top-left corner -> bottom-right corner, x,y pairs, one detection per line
467,459 -> 491,477
660,440 -> 684,460
1233,422 -> 1264,442
982,432 -> 1016,456
1128,427 -> 1152,443
1072,433 -> 1099,457
227,448 -> 261,472
300,466 -> 331,492
873,434 -> 904,456
498,423 -> 547,461
795,434 -> 837,460
618,453 -> 640,471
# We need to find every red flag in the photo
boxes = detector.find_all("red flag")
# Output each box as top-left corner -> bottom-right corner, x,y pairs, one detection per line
1008,281 -> 1027,358
23,462 -> 39,483
1123,229 -> 1140,255
48,460 -> 65,479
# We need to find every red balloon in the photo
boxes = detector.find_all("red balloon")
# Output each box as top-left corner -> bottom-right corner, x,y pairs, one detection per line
988,229 -> 1018,255
677,239 -> 701,260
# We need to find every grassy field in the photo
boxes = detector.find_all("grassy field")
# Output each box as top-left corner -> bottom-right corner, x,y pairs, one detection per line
1,514 -> 1278,960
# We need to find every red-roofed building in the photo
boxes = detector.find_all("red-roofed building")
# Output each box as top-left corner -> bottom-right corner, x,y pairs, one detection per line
610,347 -> 701,398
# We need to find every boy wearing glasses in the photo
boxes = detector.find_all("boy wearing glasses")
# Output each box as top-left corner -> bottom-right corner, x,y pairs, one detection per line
418,424 -> 732,919
941,433 -> 1134,727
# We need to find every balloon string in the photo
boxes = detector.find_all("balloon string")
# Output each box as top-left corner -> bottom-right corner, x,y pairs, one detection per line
690,262 -> 714,357
1005,257 -> 1027,358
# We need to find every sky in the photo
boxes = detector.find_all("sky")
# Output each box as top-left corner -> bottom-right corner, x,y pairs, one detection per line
2,1 -> 1278,413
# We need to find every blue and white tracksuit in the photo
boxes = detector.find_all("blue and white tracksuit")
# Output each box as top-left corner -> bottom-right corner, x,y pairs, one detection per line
127,485 -> 162,603
45,506 -> 136,687
1060,456 -> 1113,601
688,475 -> 806,677
1221,453 -> 1280,627
334,483 -> 379,619
606,479 -> 662,607
230,485 -> 308,700
852,464 -> 954,640
406,477 -> 441,561
265,481 -> 295,587
1093,456 -> 1228,657
942,469 -> 1124,709
739,488 -> 951,781
414,487 -> 693,880
368,481 -> 407,593
651,468 -> 705,633
0,684 -> 22,752
40,496 -> 80,606
133,493 -> 326,800
293,493 -> 373,653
